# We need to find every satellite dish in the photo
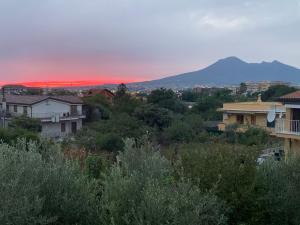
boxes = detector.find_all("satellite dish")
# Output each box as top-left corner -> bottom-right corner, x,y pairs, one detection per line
267,110 -> 276,123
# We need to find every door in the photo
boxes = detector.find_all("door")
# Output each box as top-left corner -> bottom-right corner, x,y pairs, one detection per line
71,122 -> 77,134
292,109 -> 300,132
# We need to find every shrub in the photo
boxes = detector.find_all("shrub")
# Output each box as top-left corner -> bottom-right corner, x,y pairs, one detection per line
0,140 -> 99,225
99,139 -> 228,225
85,154 -> 106,179
96,133 -> 124,152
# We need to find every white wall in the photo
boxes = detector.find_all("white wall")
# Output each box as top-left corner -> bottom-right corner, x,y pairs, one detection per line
41,119 -> 82,138
32,99 -> 82,118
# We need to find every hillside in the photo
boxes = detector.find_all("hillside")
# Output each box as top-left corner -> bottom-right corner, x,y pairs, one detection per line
131,57 -> 300,89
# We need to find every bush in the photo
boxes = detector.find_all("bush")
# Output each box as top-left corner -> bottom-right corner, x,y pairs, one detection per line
99,139 -> 228,225
162,121 -> 194,144
96,133 -> 124,152
0,140 -> 99,225
85,154 -> 106,179
180,143 -> 260,224
254,155 -> 300,225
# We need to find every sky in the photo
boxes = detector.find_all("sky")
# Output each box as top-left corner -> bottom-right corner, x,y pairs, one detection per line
0,0 -> 300,86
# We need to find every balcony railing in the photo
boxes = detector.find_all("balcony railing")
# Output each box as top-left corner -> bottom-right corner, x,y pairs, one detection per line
31,112 -> 84,120
275,119 -> 300,135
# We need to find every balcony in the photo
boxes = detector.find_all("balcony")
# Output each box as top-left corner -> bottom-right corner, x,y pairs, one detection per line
31,112 -> 85,122
275,119 -> 300,136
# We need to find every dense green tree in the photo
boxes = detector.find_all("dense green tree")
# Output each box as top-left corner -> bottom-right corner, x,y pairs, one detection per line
148,88 -> 186,113
99,139 -> 228,225
180,143 -> 260,225
96,133 -> 125,152
134,104 -> 173,130
162,121 -> 194,144
0,140 -> 99,225
261,84 -> 297,101
9,116 -> 42,132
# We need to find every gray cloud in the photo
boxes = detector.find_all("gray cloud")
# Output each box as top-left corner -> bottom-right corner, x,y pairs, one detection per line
0,0 -> 299,82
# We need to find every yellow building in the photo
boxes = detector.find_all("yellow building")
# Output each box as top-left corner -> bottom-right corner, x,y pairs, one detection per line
218,96 -> 285,132
273,91 -> 300,155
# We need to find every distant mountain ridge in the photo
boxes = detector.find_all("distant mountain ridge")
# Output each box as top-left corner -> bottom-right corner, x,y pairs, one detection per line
130,57 -> 300,89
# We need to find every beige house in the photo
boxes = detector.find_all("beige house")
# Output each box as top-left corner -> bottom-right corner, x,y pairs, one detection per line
218,96 -> 285,132
273,91 -> 300,155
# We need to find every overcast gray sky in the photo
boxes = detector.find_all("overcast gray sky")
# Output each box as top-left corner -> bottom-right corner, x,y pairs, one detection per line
0,0 -> 300,84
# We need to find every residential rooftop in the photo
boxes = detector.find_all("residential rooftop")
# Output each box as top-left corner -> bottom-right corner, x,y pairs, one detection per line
0,95 -> 83,105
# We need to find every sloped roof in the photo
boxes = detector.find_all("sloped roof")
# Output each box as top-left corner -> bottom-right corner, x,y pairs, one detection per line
219,101 -> 285,113
0,95 -> 83,105
280,91 -> 300,100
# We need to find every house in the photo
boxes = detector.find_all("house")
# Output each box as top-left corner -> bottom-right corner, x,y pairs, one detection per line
218,95 -> 285,132
83,89 -> 115,103
0,94 -> 85,138
273,91 -> 300,155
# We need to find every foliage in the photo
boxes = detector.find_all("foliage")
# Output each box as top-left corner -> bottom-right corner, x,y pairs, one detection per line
0,127 -> 39,144
83,94 -> 111,121
180,143 -> 260,225
134,104 -> 173,130
96,133 -> 125,152
261,84 -> 297,101
239,127 -> 269,146
162,120 -> 194,144
148,88 -> 186,113
253,156 -> 300,225
0,140 -> 99,225
85,154 -> 106,179
99,139 -> 228,225
9,116 -> 42,132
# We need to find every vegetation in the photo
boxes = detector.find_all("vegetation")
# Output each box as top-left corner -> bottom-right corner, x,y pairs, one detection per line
1,84 -> 298,224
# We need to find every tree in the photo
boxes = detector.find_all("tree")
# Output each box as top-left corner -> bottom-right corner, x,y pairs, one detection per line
134,104 -> 173,130
9,116 -> 42,132
261,85 -> 297,101
0,140 -> 99,225
180,143 -> 260,225
148,88 -> 186,113
115,83 -> 128,98
162,121 -> 194,144
238,82 -> 247,94
96,133 -> 125,152
99,139 -> 228,225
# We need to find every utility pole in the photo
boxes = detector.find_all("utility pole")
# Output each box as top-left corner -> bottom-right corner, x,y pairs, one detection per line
1,87 -> 6,128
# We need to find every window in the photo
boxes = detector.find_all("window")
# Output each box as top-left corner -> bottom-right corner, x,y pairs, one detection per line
14,105 -> 17,113
23,106 -> 28,115
236,115 -> 244,124
6,104 -> 9,112
61,122 -> 66,132
70,105 -> 78,115
250,115 -> 256,125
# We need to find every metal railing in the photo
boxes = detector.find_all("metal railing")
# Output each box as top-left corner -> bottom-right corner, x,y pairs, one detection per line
31,112 -> 83,119
275,119 -> 300,135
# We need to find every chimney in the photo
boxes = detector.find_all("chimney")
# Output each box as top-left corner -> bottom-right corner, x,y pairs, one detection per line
257,94 -> 262,103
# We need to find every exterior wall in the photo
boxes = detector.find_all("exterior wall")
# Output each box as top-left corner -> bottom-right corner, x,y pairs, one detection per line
32,100 -> 82,118
7,104 -> 32,116
219,112 -> 275,132
41,119 -> 82,138
284,138 -> 300,157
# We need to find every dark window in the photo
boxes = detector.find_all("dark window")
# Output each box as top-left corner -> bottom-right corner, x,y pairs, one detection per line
251,115 -> 256,125
6,105 -> 9,112
14,105 -> 17,113
267,121 -> 275,128
71,122 -> 77,134
236,115 -> 244,124
70,105 -> 78,115
61,122 -> 66,132
23,106 -> 28,115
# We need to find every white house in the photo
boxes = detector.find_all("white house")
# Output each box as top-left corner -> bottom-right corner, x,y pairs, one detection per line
0,95 -> 85,138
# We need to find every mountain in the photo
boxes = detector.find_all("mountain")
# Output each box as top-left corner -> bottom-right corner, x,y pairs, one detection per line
130,57 -> 300,89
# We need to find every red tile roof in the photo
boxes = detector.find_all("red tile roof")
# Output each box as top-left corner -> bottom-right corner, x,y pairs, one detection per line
280,91 -> 300,100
